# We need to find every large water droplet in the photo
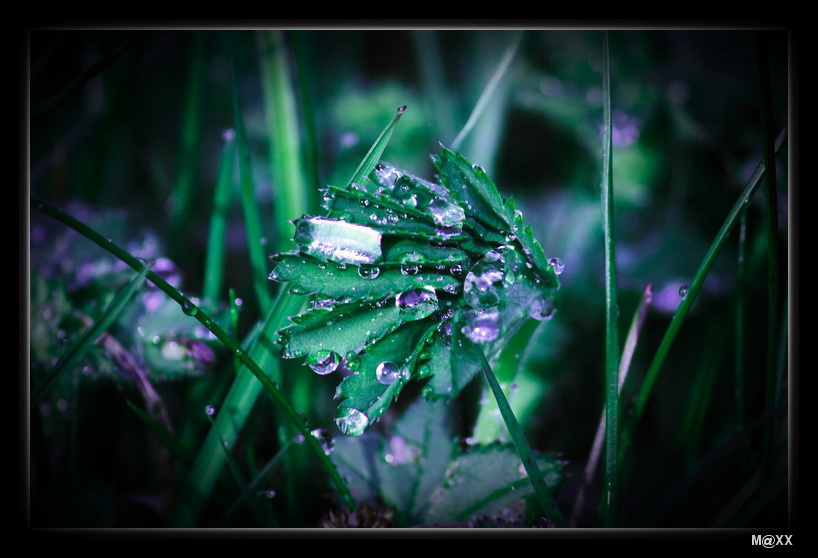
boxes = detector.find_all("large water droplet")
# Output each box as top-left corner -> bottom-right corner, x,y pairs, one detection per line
463,250 -> 505,309
358,264 -> 381,280
376,361 -> 401,384
548,257 -> 565,275
204,405 -> 216,416
400,264 -> 420,276
295,217 -> 382,265
181,299 -> 198,316
307,350 -> 341,375
462,308 -> 501,343
396,286 -> 438,321
679,285 -> 689,299
335,408 -> 370,436
529,296 -> 557,321
428,197 -> 465,239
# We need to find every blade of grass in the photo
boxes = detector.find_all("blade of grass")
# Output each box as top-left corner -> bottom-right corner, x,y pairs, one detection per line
29,194 -> 356,523
257,30 -> 310,253
228,34 -> 271,312
471,339 -> 567,527
412,30 -> 456,146
617,126 -> 788,472
347,105 -> 407,188
31,259 -> 151,406
202,131 -> 236,303
572,283 -> 652,526
599,31 -> 621,528
451,31 -> 522,151
169,32 -> 205,264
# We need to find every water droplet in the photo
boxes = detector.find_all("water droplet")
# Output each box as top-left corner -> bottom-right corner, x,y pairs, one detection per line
256,489 -> 276,499
397,105 -> 407,114
679,285 -> 688,299
344,355 -> 361,371
428,197 -> 465,238
463,250 -> 505,309
548,257 -> 565,275
311,428 -> 335,455
181,299 -> 198,316
205,405 -> 216,416
307,350 -> 341,375
358,264 -> 381,280
396,286 -> 439,321
529,296 -> 557,321
335,408 -> 370,436
462,308 -> 501,343
376,361 -> 401,385
399,251 -> 425,265
295,217 -> 383,265
400,264 -> 420,275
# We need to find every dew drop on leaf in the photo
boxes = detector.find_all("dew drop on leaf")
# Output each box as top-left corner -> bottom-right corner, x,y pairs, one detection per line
204,405 -> 215,416
395,286 -> 438,321
376,361 -> 401,385
358,264 -> 381,280
307,350 -> 341,375
335,408 -> 370,436
462,308 -> 501,343
679,285 -> 689,299
529,295 -> 557,321
548,257 -> 565,275
463,250 -> 505,309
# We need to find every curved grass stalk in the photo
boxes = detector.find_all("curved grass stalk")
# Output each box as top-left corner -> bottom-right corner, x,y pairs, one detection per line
617,126 -> 788,472
451,31 -> 523,151
29,193 -> 356,524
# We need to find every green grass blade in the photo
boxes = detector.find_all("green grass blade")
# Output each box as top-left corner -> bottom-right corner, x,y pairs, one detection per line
573,283 -> 651,526
31,258 -> 150,406
202,132 -> 236,303
451,31 -> 522,151
228,35 -> 271,312
169,32 -> 205,264
346,105 -> 407,188
412,30 -> 456,144
471,339 -> 567,527
617,126 -> 788,471
257,30 -> 310,253
599,31 -> 621,527
30,194 -> 356,523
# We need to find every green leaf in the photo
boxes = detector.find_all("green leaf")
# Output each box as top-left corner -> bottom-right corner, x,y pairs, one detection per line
270,143 -> 561,437
330,396 -> 564,527
425,444 -> 564,524
270,252 -> 461,301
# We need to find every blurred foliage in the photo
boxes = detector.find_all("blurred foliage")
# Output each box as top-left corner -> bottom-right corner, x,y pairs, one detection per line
28,28 -> 789,528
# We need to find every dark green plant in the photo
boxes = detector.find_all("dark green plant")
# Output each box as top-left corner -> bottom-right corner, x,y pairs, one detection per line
270,143 -> 562,436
